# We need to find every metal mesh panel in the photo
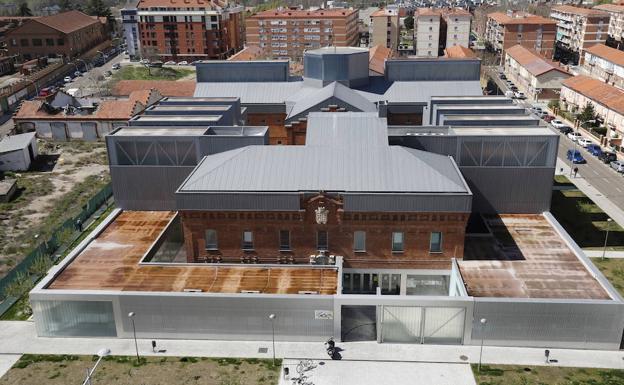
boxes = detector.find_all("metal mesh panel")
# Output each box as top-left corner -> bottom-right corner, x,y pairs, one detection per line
33,300 -> 117,337
382,306 -> 423,343
422,307 -> 465,344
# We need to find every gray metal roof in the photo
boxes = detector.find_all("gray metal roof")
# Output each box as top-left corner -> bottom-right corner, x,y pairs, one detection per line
0,132 -> 35,154
356,81 -> 483,103
305,47 -> 370,56
178,113 -> 469,195
194,82 -> 306,104
286,82 -> 377,119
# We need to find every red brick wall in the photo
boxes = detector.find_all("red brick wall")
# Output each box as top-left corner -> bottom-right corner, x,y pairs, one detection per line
247,112 -> 288,144
387,112 -> 423,125
180,193 -> 468,268
503,23 -> 556,59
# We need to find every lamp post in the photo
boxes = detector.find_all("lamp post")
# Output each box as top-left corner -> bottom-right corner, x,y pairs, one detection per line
82,348 -> 111,385
128,312 -> 140,363
268,313 -> 276,366
602,218 -> 613,261
478,318 -> 487,372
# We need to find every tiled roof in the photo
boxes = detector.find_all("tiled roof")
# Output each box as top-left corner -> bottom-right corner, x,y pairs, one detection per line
251,8 -> 357,18
506,45 -> 569,77
33,10 -> 99,34
584,44 -> 624,68
369,45 -> 392,74
594,3 -> 624,13
13,100 -> 44,119
488,11 -> 555,25
416,8 -> 440,17
94,100 -> 140,120
552,5 -> 609,17
562,75 -> 624,116
228,45 -> 263,61
442,8 -> 471,17
444,45 -> 477,59
112,80 -> 196,97
370,8 -> 398,17
137,0 -> 229,9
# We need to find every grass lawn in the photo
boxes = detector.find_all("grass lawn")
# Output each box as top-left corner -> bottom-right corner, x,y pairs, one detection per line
550,177 -> 624,251
472,364 -> 624,385
111,65 -> 193,81
0,355 -> 281,385
591,258 -> 624,296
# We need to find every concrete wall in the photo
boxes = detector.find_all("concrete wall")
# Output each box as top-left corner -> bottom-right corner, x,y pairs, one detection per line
0,148 -> 29,171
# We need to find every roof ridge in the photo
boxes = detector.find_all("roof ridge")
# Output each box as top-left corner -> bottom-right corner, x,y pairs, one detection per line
183,146 -> 251,191
398,146 -> 466,191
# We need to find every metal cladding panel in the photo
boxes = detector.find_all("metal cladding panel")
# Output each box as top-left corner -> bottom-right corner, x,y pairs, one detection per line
242,103 -> 286,114
304,51 -> 369,87
118,295 -> 334,341
176,193 -> 302,211
198,135 -> 268,155
472,299 -> 624,350
196,61 -> 289,82
460,167 -> 554,214
429,97 -> 514,122
111,166 -> 195,210
385,59 -> 481,82
388,134 -> 458,157
343,194 -> 472,213
433,107 -> 527,125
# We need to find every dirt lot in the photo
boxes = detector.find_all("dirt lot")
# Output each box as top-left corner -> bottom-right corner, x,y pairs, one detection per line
0,355 -> 280,385
0,141 -> 110,278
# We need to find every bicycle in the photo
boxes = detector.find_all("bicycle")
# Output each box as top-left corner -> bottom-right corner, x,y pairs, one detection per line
296,359 -> 316,374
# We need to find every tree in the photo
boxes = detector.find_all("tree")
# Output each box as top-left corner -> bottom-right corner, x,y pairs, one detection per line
577,102 -> 597,126
17,2 -> 32,16
86,0 -> 111,18
404,15 -> 414,30
59,0 -> 73,11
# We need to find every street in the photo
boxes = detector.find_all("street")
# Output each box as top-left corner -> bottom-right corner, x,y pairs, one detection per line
63,51 -> 125,97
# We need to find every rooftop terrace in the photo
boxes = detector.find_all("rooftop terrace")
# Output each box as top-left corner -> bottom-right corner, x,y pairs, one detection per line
459,214 -> 610,300
48,211 -> 338,295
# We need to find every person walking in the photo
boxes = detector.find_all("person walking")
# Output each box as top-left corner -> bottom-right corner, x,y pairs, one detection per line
573,167 -> 579,178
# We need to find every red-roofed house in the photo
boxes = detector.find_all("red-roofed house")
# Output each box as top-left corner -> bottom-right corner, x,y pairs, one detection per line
485,11 -> 556,59
13,89 -> 161,141
3,10 -> 107,61
582,44 -> 624,90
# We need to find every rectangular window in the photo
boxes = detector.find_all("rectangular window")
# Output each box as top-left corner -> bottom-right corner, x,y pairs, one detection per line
317,230 -> 328,251
354,231 -> 366,252
57,38 -> 64,45
45,38 -> 54,46
279,230 -> 290,250
20,39 -> 28,46
32,38 -> 42,46
430,232 -> 442,253
205,229 -> 217,250
242,231 -> 254,250
392,232 -> 404,252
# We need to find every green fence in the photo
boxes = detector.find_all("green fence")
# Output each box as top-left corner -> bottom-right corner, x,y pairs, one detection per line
0,183 -> 113,316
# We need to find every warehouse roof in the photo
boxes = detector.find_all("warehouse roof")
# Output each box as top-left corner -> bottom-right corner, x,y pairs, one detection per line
0,132 -> 35,154
179,113 -> 469,194
286,82 -> 376,120
31,10 -> 99,34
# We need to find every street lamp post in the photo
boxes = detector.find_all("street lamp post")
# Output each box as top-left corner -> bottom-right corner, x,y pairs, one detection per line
602,218 -> 613,261
268,313 -> 276,366
82,348 -> 111,385
478,318 -> 487,372
128,312 -> 140,363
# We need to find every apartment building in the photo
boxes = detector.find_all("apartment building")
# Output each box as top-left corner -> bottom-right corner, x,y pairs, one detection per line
414,8 -> 440,57
593,3 -> 624,50
551,5 -> 610,65
136,0 -> 245,62
440,8 -> 472,53
370,7 -> 400,51
4,10 -> 107,61
485,11 -> 556,59
504,44 -> 571,101
121,7 -> 140,59
582,43 -> 624,90
246,8 -> 358,60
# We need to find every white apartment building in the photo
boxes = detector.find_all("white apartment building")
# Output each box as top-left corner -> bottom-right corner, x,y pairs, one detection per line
551,5 -> 610,64
583,43 -> 624,90
442,9 -> 472,50
414,8 -> 440,57
370,7 -> 400,50
593,3 -> 624,49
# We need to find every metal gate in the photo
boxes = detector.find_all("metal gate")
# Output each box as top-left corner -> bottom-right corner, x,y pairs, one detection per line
381,306 -> 466,344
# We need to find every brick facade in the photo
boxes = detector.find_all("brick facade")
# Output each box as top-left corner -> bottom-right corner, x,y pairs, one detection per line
180,193 -> 468,268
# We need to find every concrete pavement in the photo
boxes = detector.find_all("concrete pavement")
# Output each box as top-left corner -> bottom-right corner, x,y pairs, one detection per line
0,321 -> 623,370
582,250 -> 624,258
0,354 -> 21,378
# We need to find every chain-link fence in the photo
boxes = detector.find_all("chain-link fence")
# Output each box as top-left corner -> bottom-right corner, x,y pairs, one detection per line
0,183 -> 113,316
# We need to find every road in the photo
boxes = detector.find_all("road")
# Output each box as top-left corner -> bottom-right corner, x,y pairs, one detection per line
63,52 -> 125,97
556,127 -> 624,208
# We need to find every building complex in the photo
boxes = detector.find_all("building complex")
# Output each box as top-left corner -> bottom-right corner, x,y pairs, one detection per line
246,8 -> 359,61
29,48 -> 624,351
582,43 -> 624,90
593,3 -> 624,50
369,8 -> 401,51
551,5 -> 610,64
485,11 -> 556,59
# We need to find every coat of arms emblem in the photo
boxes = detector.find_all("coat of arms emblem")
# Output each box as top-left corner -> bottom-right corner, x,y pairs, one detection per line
315,206 -> 329,225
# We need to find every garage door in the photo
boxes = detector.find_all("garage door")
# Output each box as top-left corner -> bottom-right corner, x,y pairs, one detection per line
51,123 -> 67,141
381,306 -> 465,344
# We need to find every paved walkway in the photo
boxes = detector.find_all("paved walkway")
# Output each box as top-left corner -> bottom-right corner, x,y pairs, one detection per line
583,249 -> 624,259
0,321 -> 623,370
279,359 -> 477,385
0,354 -> 21,378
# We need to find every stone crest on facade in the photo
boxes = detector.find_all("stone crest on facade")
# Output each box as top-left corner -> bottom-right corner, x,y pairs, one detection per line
315,206 -> 329,225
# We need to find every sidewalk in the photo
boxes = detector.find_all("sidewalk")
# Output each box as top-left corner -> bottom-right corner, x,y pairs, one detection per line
0,321 -> 623,370
556,159 -> 624,228
583,249 -> 624,259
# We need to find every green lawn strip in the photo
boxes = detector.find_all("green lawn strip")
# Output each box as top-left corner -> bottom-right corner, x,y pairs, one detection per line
591,258 -> 624,297
472,364 -> 624,385
1,355 -> 281,385
111,66 -> 193,81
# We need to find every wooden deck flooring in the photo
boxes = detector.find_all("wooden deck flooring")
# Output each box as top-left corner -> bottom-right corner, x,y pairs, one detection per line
48,211 -> 338,295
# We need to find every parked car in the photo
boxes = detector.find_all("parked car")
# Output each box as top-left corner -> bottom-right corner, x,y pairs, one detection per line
543,115 -> 555,123
611,160 -> 624,173
577,138 -> 593,147
600,151 -> 618,164
505,90 -> 515,98
560,126 -> 573,135
177,60 -> 189,65
73,71 -> 82,77
567,149 -> 586,164
164,60 -> 176,65
63,76 -> 72,83
38,87 -> 54,97
567,132 -> 583,141
514,92 -> 526,99
499,73 -> 507,80
111,63 -> 121,70
586,144 -> 603,156
190,60 -> 200,65
510,86 -> 518,92
551,120 -> 566,129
